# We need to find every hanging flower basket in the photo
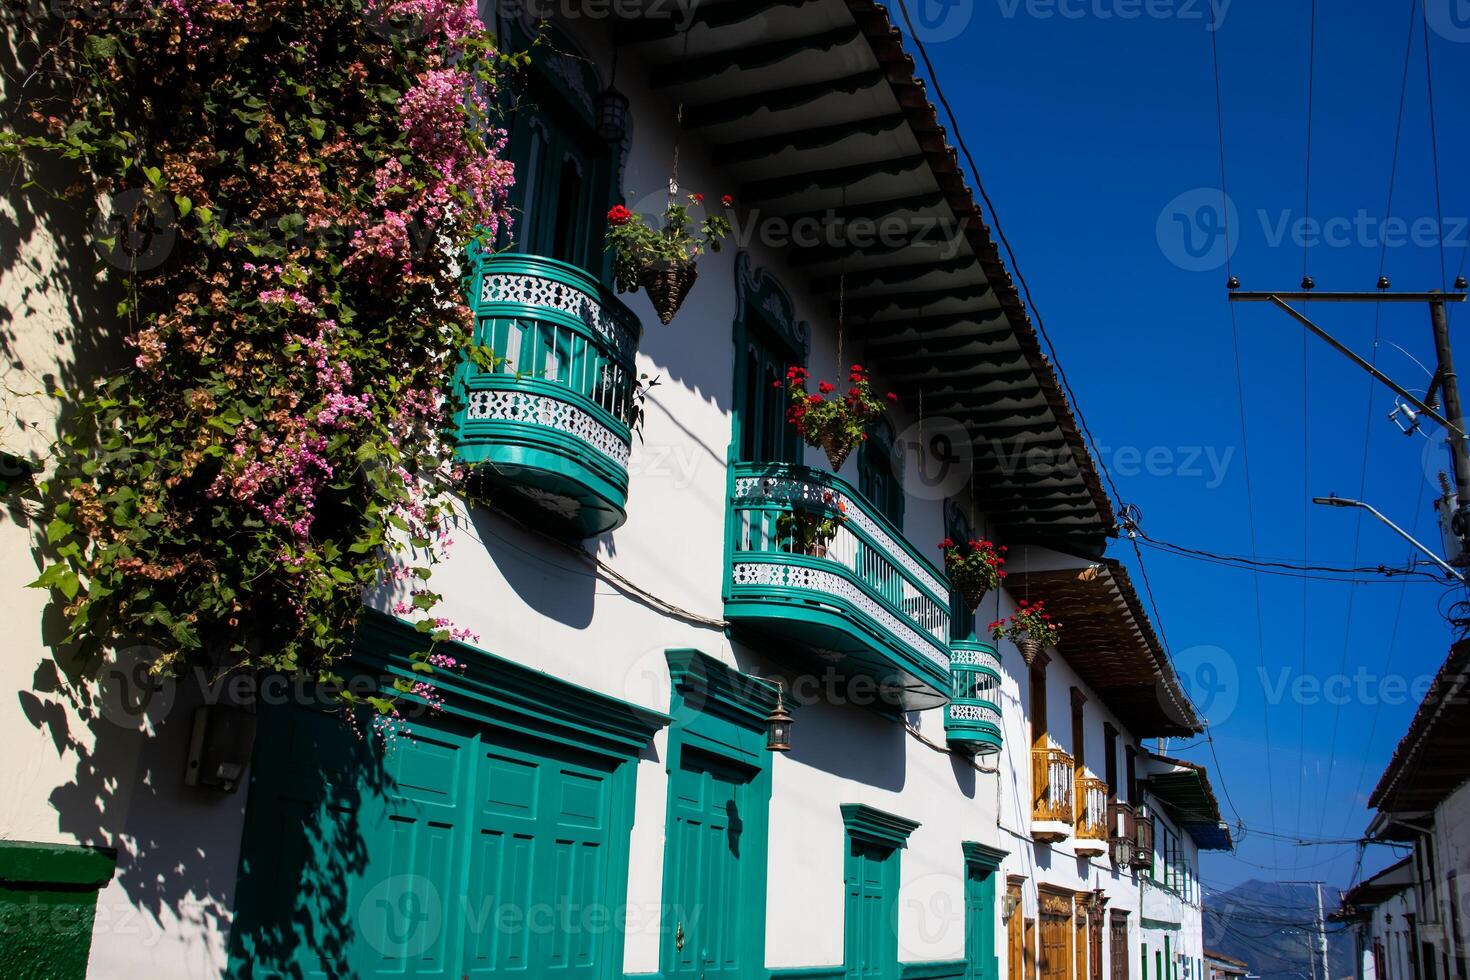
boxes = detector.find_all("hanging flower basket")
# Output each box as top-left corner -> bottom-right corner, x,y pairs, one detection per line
940,537 -> 1007,612
820,431 -> 853,472
636,260 -> 697,325
606,194 -> 732,324
990,599 -> 1062,664
783,364 -> 896,474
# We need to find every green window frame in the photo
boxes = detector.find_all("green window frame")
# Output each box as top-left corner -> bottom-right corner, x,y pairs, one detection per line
730,254 -> 809,466
501,33 -> 619,279
945,501 -> 979,640
858,416 -> 904,527
658,649 -> 777,980
839,805 -> 918,980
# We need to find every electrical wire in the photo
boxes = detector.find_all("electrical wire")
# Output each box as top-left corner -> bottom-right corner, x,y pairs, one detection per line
1421,0 -> 1447,290
1335,481 -> 1429,839
1314,0 -> 1425,850
1292,0 -> 1319,888
1207,0 -> 1281,870
1131,530 -> 1444,583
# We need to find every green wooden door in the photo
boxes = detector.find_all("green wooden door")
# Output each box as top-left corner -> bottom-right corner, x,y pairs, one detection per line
665,750 -> 755,979
844,841 -> 898,980
231,701 -> 625,978
965,865 -> 998,980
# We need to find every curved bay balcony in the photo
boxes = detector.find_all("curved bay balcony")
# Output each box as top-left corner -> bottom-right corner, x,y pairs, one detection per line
945,640 -> 1004,754
455,252 -> 642,538
1075,775 -> 1110,857
1031,746 -> 1074,843
723,461 -> 952,710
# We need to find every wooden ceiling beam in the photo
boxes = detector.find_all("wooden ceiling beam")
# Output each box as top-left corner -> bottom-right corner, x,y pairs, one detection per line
682,68 -> 885,128
714,114 -> 909,164
649,25 -> 862,87
740,154 -> 927,202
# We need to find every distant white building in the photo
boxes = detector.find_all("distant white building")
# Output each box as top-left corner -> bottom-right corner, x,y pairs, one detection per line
1359,639 -> 1470,980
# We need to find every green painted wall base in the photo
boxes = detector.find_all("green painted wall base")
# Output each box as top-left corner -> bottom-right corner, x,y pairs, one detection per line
0,840 -> 117,980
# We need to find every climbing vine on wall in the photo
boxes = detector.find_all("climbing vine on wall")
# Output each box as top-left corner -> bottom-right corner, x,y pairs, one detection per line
1,0 -> 521,721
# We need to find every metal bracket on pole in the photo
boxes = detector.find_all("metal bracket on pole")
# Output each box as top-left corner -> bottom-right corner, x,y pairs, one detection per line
1247,294 -> 1464,438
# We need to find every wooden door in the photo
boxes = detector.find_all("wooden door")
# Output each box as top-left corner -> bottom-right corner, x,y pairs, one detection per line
1007,886 -> 1025,980
1040,912 -> 1073,980
845,840 -> 898,979
231,703 -> 624,978
964,865 -> 998,980
664,750 -> 757,979
1109,912 -> 1129,980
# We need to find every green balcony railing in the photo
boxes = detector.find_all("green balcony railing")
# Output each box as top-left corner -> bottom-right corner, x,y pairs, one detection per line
944,639 -> 1004,754
723,461 -> 953,710
455,252 -> 642,538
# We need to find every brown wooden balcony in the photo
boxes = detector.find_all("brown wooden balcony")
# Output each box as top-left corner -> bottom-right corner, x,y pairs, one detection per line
1074,775 -> 1110,856
1031,746 -> 1074,841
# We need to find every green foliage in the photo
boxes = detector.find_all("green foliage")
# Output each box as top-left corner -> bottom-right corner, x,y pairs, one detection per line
5,0 -> 517,709
604,193 -> 733,294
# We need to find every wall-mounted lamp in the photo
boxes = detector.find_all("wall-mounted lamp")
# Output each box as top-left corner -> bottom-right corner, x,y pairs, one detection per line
185,704 -> 257,793
1109,836 -> 1135,868
595,87 -> 630,143
595,44 -> 629,143
1002,890 -> 1022,922
765,680 -> 793,753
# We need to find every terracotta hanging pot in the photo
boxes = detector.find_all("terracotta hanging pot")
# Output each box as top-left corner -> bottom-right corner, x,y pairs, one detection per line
820,432 -> 855,472
637,260 -> 698,325
1016,635 -> 1042,665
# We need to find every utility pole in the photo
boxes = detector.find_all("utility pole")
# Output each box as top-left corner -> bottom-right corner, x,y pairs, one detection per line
1229,283 -> 1470,564
1284,879 -> 1331,980
1315,882 -> 1329,980
1428,295 -> 1470,522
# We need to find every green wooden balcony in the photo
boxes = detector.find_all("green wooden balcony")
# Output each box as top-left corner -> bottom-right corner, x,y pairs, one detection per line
723,461 -> 953,710
945,639 -> 1004,755
455,252 -> 642,538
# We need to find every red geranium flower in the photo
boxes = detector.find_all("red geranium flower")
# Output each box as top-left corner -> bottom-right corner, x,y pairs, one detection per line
691,193 -> 705,204
818,381 -> 835,394
722,194 -> 734,208
886,392 -> 898,403
607,204 -> 632,226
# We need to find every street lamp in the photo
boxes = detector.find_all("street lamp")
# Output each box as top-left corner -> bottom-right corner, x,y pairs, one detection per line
1311,495 -> 1466,583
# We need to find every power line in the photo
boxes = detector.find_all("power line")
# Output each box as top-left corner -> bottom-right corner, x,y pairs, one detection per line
892,0 -> 1255,848
1421,0 -> 1447,289
1131,527 -> 1444,583
1336,480 -> 1429,840
1293,0 -> 1319,886
1314,0 -> 1424,849
1209,5 -> 1280,869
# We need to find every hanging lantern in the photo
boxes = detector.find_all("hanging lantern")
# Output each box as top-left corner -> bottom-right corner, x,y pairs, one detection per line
595,86 -> 630,143
1109,835 -> 1134,868
765,681 -> 793,752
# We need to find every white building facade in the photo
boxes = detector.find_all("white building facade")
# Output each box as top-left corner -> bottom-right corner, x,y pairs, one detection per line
1360,639 -> 1470,980
0,3 -> 1227,979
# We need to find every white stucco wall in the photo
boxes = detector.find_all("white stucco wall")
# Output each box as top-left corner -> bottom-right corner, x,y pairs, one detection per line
0,8 -> 1204,980
1433,776 -> 1470,965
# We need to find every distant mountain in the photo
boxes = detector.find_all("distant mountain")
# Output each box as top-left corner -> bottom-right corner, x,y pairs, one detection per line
1203,880 -> 1355,980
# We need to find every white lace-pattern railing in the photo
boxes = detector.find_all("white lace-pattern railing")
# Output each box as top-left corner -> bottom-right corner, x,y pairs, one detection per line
728,463 -> 952,670
480,272 -> 637,363
464,390 -> 630,468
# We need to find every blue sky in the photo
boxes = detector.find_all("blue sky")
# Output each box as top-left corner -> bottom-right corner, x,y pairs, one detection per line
904,0 -> 1470,892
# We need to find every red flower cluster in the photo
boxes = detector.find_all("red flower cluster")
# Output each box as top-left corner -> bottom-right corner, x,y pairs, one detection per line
940,538 -> 1008,577
722,194 -> 734,208
606,204 -> 632,226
